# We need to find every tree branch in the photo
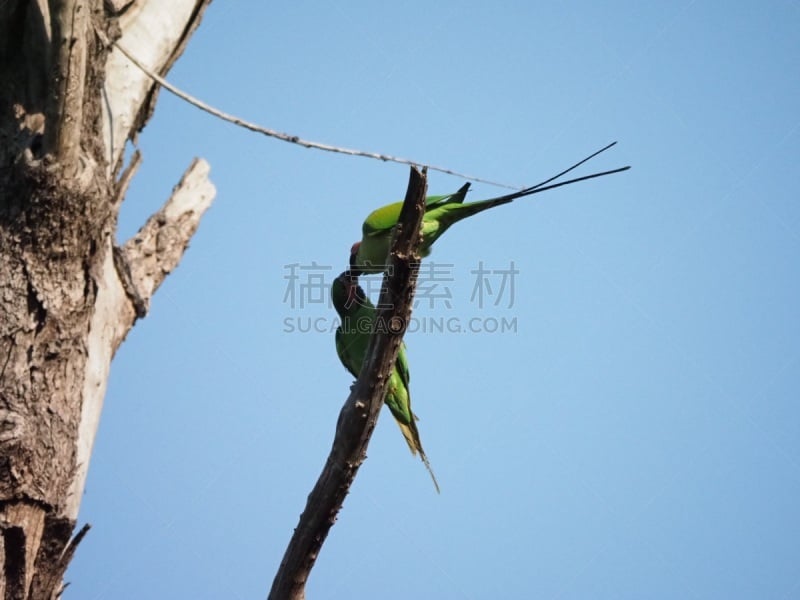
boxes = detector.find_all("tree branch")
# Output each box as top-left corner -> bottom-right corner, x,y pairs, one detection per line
268,167 -> 428,600
112,147 -> 141,204
117,157 -> 215,315
1,2 -> 217,595
100,0 -> 214,176
62,158 -> 215,521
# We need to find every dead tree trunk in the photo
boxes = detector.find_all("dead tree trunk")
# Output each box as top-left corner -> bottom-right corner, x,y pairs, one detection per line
0,1 -> 214,597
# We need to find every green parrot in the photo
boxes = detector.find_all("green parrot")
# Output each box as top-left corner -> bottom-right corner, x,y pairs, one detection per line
331,272 -> 439,493
350,142 -> 630,274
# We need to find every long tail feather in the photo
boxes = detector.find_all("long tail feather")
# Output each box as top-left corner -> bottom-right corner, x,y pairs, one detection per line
396,422 -> 419,454
526,141 -> 620,192
396,418 -> 440,493
485,141 -> 630,204
418,448 -> 441,494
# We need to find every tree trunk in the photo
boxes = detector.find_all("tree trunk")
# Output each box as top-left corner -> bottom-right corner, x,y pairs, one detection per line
0,1 -> 214,597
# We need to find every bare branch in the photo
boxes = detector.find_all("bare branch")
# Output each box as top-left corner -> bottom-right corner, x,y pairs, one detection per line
100,0 -> 213,176
112,148 -> 141,204
268,168 -> 428,600
118,157 -> 215,311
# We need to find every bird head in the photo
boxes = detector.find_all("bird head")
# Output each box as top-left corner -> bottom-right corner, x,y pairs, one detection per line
332,270 -> 367,316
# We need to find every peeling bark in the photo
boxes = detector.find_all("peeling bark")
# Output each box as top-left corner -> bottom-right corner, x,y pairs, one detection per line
0,0 -> 215,596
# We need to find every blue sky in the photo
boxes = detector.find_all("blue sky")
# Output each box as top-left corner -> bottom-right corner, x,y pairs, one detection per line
68,2 -> 799,598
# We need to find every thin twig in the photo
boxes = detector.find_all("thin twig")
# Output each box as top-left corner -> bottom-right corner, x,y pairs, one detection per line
111,41 -> 520,190
267,167 -> 428,600
113,149 -> 142,204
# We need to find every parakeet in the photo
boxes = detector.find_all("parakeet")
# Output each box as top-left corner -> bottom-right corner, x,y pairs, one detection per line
331,272 -> 439,492
350,142 -> 630,274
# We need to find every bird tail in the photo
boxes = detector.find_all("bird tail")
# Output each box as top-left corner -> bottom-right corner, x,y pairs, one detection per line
435,142 -> 630,231
396,419 -> 441,494
396,421 -> 419,455
418,448 -> 441,494
483,141 -> 630,205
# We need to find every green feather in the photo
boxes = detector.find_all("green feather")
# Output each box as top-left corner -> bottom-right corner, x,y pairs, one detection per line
332,273 -> 439,492
361,184 -> 470,237
352,142 -> 630,274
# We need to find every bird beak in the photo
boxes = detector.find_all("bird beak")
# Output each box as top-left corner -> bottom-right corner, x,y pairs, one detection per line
349,241 -> 362,275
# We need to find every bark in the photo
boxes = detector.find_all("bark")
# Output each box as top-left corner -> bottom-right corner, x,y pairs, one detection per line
0,1 -> 214,597
268,168 -> 428,600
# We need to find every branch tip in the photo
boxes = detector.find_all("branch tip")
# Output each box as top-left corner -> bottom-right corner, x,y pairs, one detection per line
268,167 -> 427,600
